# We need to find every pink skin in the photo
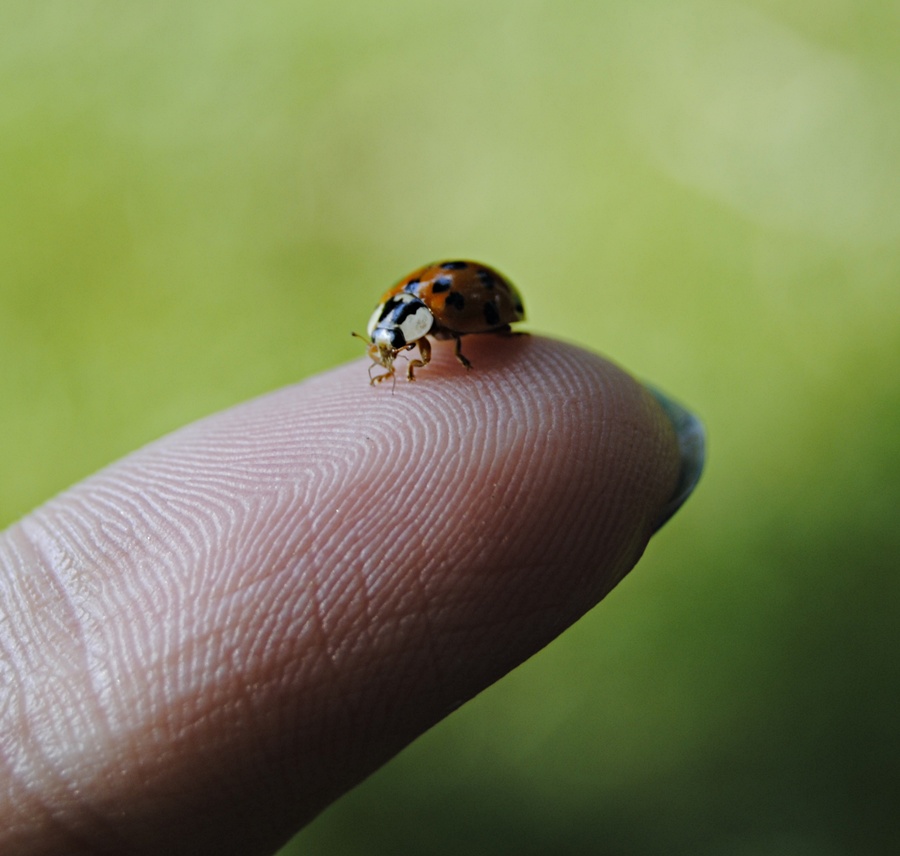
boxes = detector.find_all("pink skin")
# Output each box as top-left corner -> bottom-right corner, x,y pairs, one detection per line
0,336 -> 682,856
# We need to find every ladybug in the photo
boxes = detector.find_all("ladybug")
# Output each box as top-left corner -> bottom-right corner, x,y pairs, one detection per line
354,260 -> 525,385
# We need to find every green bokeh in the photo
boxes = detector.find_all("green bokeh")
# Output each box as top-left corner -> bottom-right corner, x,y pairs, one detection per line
2,1 -> 898,854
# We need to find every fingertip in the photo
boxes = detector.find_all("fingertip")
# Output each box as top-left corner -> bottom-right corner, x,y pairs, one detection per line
334,333 -> 689,540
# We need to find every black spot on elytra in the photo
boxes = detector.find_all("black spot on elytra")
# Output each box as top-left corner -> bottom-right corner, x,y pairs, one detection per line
402,279 -> 421,294
483,301 -> 500,326
475,267 -> 495,288
446,291 -> 466,311
440,261 -> 468,270
431,276 -> 452,293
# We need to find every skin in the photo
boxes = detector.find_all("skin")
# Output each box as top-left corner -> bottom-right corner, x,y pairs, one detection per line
0,336 -> 684,856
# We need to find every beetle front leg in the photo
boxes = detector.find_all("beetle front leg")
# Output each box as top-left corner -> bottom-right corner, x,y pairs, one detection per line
406,337 -> 432,381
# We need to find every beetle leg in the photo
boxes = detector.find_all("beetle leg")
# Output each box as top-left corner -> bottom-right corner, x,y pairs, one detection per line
369,365 -> 394,385
406,337 -> 432,381
369,348 -> 398,386
453,335 -> 472,370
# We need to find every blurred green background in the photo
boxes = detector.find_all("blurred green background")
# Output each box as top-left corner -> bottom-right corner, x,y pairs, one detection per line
2,1 -> 898,853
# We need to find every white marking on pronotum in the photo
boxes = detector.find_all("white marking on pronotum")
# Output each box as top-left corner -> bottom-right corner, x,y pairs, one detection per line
368,294 -> 434,344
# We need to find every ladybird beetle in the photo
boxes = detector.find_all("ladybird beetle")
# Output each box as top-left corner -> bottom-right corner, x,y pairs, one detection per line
354,260 -> 525,385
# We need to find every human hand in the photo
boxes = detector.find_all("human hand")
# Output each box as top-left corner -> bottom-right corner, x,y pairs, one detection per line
0,335 -> 702,855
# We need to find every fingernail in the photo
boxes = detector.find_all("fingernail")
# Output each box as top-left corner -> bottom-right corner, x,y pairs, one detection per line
646,386 -> 706,533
